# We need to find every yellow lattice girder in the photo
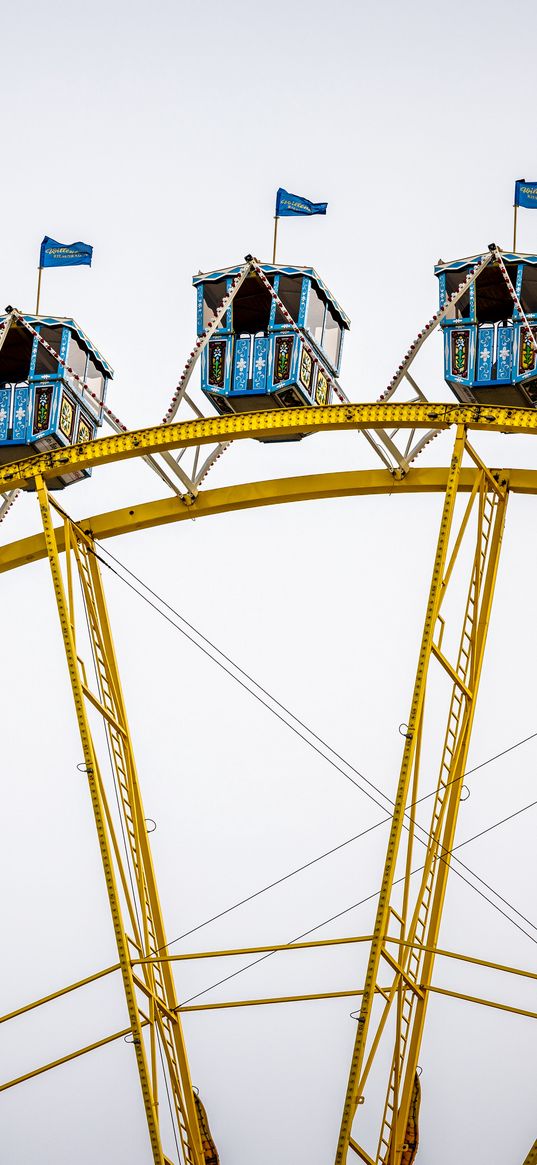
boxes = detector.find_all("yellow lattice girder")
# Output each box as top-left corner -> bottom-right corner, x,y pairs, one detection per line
2,402 -> 537,490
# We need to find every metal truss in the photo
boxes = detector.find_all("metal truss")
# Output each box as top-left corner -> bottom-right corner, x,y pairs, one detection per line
12,251 -> 491,493
1,243 -> 519,545
178,251 -> 492,476
5,460 -> 534,575
334,426 -> 509,1165
363,250 -> 493,473
0,488 -> 20,523
1,409 -> 536,1165
0,247 -> 517,531
4,400 -> 537,496
9,280 -> 247,507
33,477 -> 205,1165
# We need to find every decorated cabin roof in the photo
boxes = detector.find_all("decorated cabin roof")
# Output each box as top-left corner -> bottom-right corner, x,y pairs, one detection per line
435,251 -> 537,275
192,263 -> 350,328
0,313 -> 114,377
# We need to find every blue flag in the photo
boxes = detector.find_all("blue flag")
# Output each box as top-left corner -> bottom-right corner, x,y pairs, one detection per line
40,237 -> 93,269
275,188 -> 328,218
515,180 -> 537,209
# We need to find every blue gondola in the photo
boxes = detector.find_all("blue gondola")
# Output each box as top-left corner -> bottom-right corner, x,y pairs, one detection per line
435,250 -> 537,406
0,312 -> 112,488
193,263 -> 350,423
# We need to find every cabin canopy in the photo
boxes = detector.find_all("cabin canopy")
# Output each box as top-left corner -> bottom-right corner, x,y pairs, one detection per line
0,313 -> 112,488
193,261 -> 350,427
435,251 -> 537,408
193,263 -> 350,375
435,252 -> 537,321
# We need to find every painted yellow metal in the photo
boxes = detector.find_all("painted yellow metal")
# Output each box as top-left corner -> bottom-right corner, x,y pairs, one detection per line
8,932 -> 537,1040
0,466 -> 519,575
334,444 -> 509,1165
82,539 -> 206,1163
425,983 -> 537,1024
1,408 -> 533,1163
385,939 -> 537,986
1,401 -> 537,491
334,425 -> 468,1165
0,963 -> 121,1026
390,479 -> 508,1160
177,981 -> 537,1021
179,989 -> 371,1013
350,1136 -> 376,1165
136,935 -> 375,962
523,1138 -> 537,1165
0,1023 -> 146,1094
35,478 -> 204,1165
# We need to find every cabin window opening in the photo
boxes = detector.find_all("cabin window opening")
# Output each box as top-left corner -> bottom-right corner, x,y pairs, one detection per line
0,325 -> 34,383
521,265 -> 537,315
456,291 -> 470,318
306,285 -> 325,346
203,280 -> 228,329
322,304 -> 341,365
474,264 -> 517,323
274,276 -> 302,325
86,357 -> 105,403
35,326 -> 63,376
232,275 -> 273,334
444,270 -> 471,318
67,333 -> 88,381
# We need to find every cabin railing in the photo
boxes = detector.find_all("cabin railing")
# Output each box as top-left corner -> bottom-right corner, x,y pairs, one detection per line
201,329 -> 334,405
443,318 -> 537,387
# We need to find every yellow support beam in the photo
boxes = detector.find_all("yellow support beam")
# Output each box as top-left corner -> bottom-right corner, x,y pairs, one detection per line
330,453 -> 508,1165
6,932 -> 537,1031
178,988 -> 370,1013
0,963 -> 120,1026
135,935 -> 376,963
175,981 -> 537,1022
2,409 -> 534,1163
425,983 -> 537,1023
0,466 -> 521,575
35,476 -> 168,1165
389,477 -> 509,1162
34,479 -> 204,1165
0,1024 -> 146,1094
0,401 -> 536,491
523,1138 -> 537,1165
334,425 -> 468,1165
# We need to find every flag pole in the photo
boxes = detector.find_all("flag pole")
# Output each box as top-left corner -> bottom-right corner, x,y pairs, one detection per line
35,267 -> 43,315
272,216 -> 279,264
513,202 -> 519,252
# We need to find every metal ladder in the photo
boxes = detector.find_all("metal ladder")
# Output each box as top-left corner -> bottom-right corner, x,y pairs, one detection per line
376,488 -> 497,1164
76,538 -> 199,1165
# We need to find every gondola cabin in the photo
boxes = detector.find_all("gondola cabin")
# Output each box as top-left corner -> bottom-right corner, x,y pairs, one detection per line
194,264 -> 350,422
435,251 -> 537,406
0,313 -> 112,488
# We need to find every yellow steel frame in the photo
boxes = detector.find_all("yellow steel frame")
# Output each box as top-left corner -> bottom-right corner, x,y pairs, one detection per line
34,476 -> 204,1165
0,404 -> 533,1164
2,400 -> 537,493
334,429 -> 509,1164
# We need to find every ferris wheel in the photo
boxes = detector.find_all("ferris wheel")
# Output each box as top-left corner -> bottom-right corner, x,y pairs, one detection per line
2,244 -> 537,1165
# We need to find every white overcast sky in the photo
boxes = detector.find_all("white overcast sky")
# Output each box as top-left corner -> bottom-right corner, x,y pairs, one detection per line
3,1 -> 537,1163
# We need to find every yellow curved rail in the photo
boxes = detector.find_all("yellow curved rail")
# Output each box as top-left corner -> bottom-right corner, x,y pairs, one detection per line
4,465 -> 537,574
2,401 -> 537,490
